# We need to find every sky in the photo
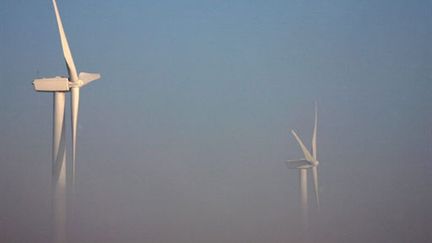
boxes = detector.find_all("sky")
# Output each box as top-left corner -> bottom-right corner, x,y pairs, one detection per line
1,0 -> 432,242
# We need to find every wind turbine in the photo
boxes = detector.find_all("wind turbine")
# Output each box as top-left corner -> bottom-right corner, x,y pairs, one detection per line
33,0 -> 100,241
285,103 -> 320,230
33,0 -> 101,183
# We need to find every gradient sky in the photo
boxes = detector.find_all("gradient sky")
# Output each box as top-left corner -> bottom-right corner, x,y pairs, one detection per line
1,0 -> 432,242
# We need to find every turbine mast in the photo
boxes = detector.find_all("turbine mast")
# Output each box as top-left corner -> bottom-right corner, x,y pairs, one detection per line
52,92 -> 67,243
299,169 -> 308,236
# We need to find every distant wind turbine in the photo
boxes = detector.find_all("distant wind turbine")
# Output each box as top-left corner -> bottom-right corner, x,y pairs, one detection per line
286,103 -> 320,229
33,0 -> 100,241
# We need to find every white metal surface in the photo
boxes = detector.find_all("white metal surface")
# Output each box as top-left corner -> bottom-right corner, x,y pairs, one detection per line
300,168 -> 308,236
52,92 -> 66,243
52,0 -> 78,82
79,72 -> 101,87
33,77 -> 70,92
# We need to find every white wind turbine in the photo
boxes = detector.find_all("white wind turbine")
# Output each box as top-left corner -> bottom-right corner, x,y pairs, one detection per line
33,0 -> 100,241
286,104 -> 320,229
33,0 -> 101,183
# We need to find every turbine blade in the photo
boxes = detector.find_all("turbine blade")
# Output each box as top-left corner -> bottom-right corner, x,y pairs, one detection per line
312,166 -> 320,209
78,72 -> 101,87
71,87 -> 80,185
52,0 -> 78,82
312,102 -> 318,160
291,130 -> 314,162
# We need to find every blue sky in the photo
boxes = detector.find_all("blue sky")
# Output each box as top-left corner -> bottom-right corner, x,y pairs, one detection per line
1,0 -> 431,242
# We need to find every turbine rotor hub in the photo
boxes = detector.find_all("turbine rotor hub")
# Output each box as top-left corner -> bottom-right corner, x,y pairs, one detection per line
69,80 -> 83,88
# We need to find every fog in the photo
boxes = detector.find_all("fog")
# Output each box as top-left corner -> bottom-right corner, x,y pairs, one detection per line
1,0 -> 431,242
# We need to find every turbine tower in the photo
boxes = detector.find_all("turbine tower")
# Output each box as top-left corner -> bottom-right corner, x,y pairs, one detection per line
33,0 -> 100,241
285,103 -> 320,232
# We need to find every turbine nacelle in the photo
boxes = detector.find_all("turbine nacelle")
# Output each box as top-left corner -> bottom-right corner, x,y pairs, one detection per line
33,72 -> 100,92
33,76 -> 69,92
